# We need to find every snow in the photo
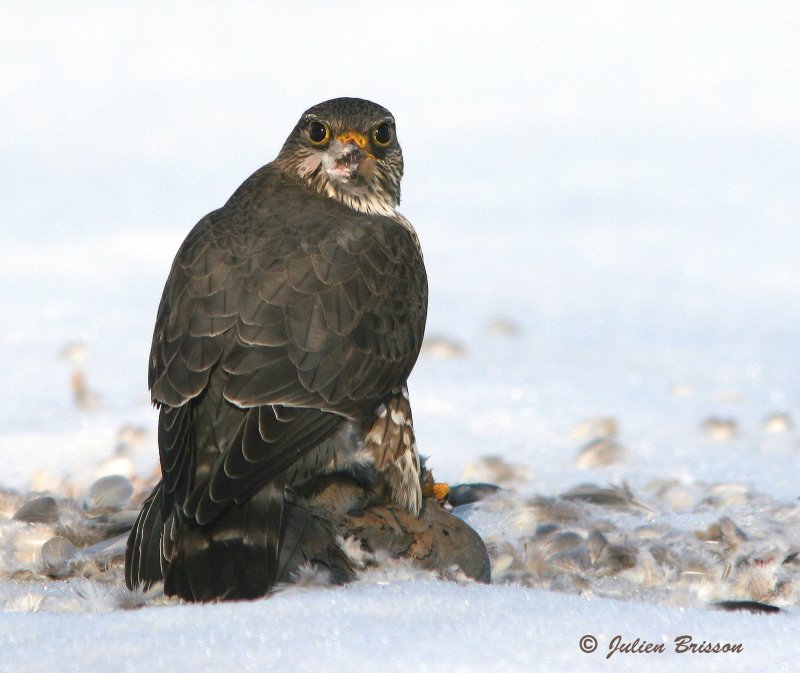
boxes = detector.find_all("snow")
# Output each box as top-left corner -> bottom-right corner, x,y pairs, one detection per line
2,2 -> 800,671
2,583 -> 796,673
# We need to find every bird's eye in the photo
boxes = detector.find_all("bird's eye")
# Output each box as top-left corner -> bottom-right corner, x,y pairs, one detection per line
308,121 -> 330,145
372,123 -> 393,146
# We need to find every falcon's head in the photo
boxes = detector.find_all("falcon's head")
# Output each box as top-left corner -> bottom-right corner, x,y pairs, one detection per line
277,97 -> 404,217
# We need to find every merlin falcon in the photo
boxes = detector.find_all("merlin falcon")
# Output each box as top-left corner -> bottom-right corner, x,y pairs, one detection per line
125,98 -> 428,601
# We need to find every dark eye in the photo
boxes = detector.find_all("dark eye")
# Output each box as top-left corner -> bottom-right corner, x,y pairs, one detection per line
372,122 -> 393,146
308,121 -> 330,145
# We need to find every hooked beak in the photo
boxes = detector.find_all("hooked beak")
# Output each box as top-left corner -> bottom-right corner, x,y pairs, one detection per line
325,130 -> 376,186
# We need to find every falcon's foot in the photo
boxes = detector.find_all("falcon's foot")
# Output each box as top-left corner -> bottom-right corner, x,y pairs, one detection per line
419,457 -> 450,507
423,481 -> 451,506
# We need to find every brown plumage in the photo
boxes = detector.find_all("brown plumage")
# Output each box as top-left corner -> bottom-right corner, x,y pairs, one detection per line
125,98 -> 428,601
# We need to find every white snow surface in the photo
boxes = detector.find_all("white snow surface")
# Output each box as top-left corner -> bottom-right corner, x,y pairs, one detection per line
2,2 -> 800,671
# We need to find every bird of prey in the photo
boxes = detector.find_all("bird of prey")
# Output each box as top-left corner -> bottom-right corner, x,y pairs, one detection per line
125,97 -> 428,601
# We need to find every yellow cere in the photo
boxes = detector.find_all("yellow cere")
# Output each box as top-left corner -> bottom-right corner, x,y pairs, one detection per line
336,131 -> 368,149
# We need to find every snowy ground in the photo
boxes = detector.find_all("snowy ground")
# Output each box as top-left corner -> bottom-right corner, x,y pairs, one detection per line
2,2 -> 800,671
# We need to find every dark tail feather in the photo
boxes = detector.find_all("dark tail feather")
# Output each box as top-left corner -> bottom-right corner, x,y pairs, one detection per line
125,482 -> 166,591
125,482 -> 355,601
161,484 -> 285,601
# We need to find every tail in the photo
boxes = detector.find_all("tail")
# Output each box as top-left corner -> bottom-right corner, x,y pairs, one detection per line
125,482 -> 167,591
125,481 -> 285,602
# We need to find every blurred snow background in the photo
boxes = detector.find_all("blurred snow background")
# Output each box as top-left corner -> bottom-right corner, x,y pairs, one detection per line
1,2 -> 800,671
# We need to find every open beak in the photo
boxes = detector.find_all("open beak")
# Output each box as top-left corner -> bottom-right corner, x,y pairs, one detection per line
328,131 -> 376,183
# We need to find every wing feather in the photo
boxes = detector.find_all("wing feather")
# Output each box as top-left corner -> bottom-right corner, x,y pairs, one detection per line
147,169 -> 427,529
